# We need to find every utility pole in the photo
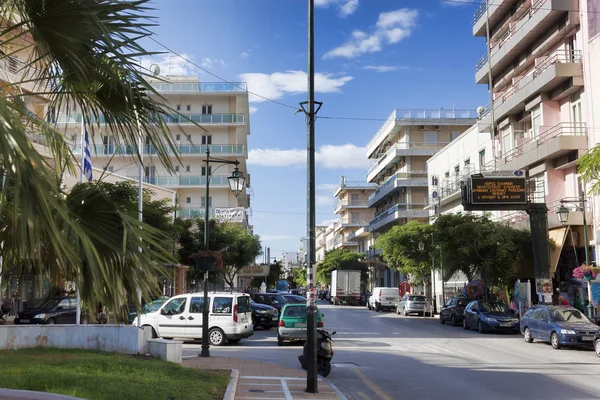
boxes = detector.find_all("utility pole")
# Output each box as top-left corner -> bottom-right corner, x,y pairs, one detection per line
299,0 -> 322,393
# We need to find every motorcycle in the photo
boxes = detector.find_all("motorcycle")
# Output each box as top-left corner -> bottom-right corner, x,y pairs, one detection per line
0,301 -> 13,325
298,329 -> 336,377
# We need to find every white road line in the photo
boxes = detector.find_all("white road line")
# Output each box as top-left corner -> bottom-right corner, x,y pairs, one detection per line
280,378 -> 293,400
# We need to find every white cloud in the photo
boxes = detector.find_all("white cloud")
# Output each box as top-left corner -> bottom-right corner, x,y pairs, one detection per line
315,0 -> 359,16
316,195 -> 335,206
248,144 -> 369,169
249,106 -> 258,114
440,0 -> 468,6
240,51 -> 250,58
260,234 -> 298,241
140,53 -> 196,76
238,71 -> 353,103
317,183 -> 338,191
324,8 -> 418,59
363,65 -> 407,73
201,58 -> 225,69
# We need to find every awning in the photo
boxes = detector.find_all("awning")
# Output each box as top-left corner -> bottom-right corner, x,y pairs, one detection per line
549,227 -> 568,277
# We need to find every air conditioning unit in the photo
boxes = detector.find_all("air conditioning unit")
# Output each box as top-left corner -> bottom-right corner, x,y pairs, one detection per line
419,125 -> 426,131
433,125 -> 441,130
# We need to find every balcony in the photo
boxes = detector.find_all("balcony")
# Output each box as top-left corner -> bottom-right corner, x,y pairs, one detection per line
335,215 -> 374,232
54,112 -> 245,126
497,122 -> 587,170
334,199 -> 370,214
479,50 -> 583,127
130,175 -> 232,188
475,0 -> 577,83
333,181 -> 377,197
367,203 -> 429,232
179,207 -> 215,219
366,109 -> 479,158
149,81 -> 247,93
494,197 -> 592,230
0,56 -> 44,94
368,143 -> 448,182
76,144 -> 246,157
368,172 -> 429,207
474,0 -> 524,36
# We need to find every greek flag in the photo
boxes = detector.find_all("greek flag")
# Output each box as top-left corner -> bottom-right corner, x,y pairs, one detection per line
83,130 -> 93,182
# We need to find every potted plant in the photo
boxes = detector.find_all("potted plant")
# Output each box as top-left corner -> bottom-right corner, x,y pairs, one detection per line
190,250 -> 224,272
572,264 -> 600,281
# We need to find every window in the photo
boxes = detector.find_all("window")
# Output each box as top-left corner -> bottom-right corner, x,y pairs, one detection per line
201,197 -> 212,207
350,193 -> 359,206
202,105 -> 212,115
104,166 -> 113,173
162,298 -> 187,315
423,131 -> 438,143
189,297 -> 205,313
444,171 -> 450,178
479,150 -> 486,168
186,105 -> 191,111
502,130 -> 513,154
531,308 -> 543,321
237,296 -> 251,313
451,131 -> 461,141
351,212 -> 360,224
70,134 -> 77,141
464,158 -> 470,166
58,299 -> 71,309
531,105 -> 542,138
176,104 -> 181,111
186,165 -> 191,172
454,166 -> 460,178
175,166 -> 180,173
176,134 -> 181,141
186,197 -> 191,204
201,135 -> 212,145
103,136 -> 114,155
212,297 -> 232,314
201,166 -> 212,176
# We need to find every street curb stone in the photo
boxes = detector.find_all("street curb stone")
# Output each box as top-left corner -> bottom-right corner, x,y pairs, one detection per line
223,368 -> 238,400
0,389 -> 84,400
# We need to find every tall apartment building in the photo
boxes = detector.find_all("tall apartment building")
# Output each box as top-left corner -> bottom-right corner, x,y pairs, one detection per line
332,176 -> 376,253
55,75 -> 251,223
473,0 -> 593,280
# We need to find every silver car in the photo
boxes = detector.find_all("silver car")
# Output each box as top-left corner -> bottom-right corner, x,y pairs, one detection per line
397,294 -> 432,316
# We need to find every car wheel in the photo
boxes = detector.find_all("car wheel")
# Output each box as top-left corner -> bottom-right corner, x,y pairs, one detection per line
463,318 -> 469,330
595,339 -> 600,357
451,315 -> 457,326
478,321 -> 485,334
440,314 -> 445,324
523,327 -> 533,343
551,332 -> 561,349
375,303 -> 380,312
403,307 -> 408,317
47,318 -> 55,325
143,325 -> 158,338
228,338 -> 241,344
208,328 -> 226,346
277,335 -> 284,346
262,324 -> 272,330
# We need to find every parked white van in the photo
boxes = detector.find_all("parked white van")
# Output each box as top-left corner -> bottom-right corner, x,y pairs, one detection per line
368,287 -> 400,312
133,292 -> 253,345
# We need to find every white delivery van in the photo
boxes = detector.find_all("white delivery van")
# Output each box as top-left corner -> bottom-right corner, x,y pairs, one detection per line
368,287 -> 400,312
133,291 -> 253,345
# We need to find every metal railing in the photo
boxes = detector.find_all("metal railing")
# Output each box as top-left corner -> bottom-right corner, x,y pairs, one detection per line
369,172 -> 429,200
500,122 -> 587,163
368,142 -> 450,174
369,203 -> 427,225
367,108 -> 479,151
179,207 -> 215,219
476,52 -> 489,72
333,181 -> 376,194
339,216 -> 373,225
150,82 -> 247,93
534,50 -> 582,77
128,175 -> 231,187
473,1 -> 486,24
74,144 -> 246,156
54,112 -> 245,125
335,199 -> 370,209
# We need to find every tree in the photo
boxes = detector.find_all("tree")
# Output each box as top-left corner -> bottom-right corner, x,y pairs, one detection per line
291,267 -> 307,288
375,221 -> 434,288
0,1 -> 189,314
250,261 -> 283,289
316,249 -> 367,287
178,219 -> 262,289
578,146 -> 600,194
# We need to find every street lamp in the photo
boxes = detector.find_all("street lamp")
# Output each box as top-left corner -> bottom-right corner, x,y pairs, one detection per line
556,192 -> 593,319
199,148 -> 245,358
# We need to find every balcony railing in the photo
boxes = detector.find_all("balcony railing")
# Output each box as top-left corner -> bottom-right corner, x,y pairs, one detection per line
54,112 -> 245,125
369,171 -> 429,201
179,207 -> 215,219
500,122 -> 587,163
369,203 -> 427,225
130,175 -> 231,187
333,181 -> 376,194
74,144 -> 246,156
368,142 -> 449,174
150,82 -> 247,93
339,216 -> 373,225
534,50 -> 582,77
473,1 -> 486,24
335,199 -> 370,209
367,108 -> 479,151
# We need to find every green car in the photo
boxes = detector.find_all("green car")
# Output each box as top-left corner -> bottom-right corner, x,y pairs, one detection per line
277,303 -> 324,346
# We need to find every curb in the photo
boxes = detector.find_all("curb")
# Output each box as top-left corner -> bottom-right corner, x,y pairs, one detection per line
321,377 -> 348,400
0,389 -> 84,400
223,368 -> 239,400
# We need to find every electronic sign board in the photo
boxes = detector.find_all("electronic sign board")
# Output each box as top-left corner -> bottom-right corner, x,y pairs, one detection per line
470,177 -> 527,205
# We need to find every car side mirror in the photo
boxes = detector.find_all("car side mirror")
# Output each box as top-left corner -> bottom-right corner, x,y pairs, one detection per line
321,313 -> 324,318
161,309 -> 169,316
56,306 -> 63,311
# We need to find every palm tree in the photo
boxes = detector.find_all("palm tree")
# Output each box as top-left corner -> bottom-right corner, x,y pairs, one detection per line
0,0 -> 183,314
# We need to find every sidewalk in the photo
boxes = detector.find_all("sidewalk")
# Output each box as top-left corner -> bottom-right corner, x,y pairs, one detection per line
183,356 -> 346,400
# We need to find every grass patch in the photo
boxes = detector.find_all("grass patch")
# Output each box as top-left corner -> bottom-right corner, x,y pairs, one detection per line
0,347 -> 230,400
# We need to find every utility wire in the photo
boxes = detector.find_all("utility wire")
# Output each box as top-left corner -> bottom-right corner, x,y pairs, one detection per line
148,37 -> 298,110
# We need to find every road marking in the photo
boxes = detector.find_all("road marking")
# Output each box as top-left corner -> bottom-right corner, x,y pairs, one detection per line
352,366 -> 394,400
280,379 -> 293,400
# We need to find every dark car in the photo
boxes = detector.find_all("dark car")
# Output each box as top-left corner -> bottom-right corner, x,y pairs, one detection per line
439,297 -> 469,326
281,294 -> 307,304
463,300 -> 519,333
15,297 -> 84,325
251,300 -> 279,329
521,305 -> 599,349
127,298 -> 168,324
250,293 -> 288,312
595,330 -> 600,357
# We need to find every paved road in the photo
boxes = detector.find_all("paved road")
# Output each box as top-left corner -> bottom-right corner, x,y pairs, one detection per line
182,301 -> 600,400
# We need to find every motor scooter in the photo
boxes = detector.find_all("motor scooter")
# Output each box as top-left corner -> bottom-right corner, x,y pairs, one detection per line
0,301 -> 13,325
298,329 -> 336,377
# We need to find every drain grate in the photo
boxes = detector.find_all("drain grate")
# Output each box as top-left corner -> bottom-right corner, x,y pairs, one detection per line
248,389 -> 265,393
331,362 -> 359,368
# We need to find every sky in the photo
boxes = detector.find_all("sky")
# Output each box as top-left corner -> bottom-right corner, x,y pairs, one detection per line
141,0 -> 490,259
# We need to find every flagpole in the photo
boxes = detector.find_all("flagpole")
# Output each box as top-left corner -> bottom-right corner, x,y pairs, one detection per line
134,105 -> 143,327
76,119 -> 85,325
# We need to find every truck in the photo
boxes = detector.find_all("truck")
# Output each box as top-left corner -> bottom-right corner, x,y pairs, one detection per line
330,270 -> 362,306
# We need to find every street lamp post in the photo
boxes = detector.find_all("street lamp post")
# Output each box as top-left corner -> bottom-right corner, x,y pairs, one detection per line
199,148 -> 246,358
556,192 -> 593,319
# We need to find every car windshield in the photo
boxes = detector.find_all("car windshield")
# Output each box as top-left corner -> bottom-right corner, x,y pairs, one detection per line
144,301 -> 164,313
283,306 -> 310,317
408,296 -> 426,302
269,295 -> 286,305
551,309 -> 591,323
480,302 -> 510,313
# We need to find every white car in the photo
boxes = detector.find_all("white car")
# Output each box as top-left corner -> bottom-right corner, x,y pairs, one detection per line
368,287 -> 400,312
133,292 -> 253,346
396,294 -> 433,316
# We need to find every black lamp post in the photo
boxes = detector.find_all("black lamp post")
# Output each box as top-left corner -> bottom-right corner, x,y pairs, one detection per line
556,193 -> 593,319
199,148 -> 245,358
